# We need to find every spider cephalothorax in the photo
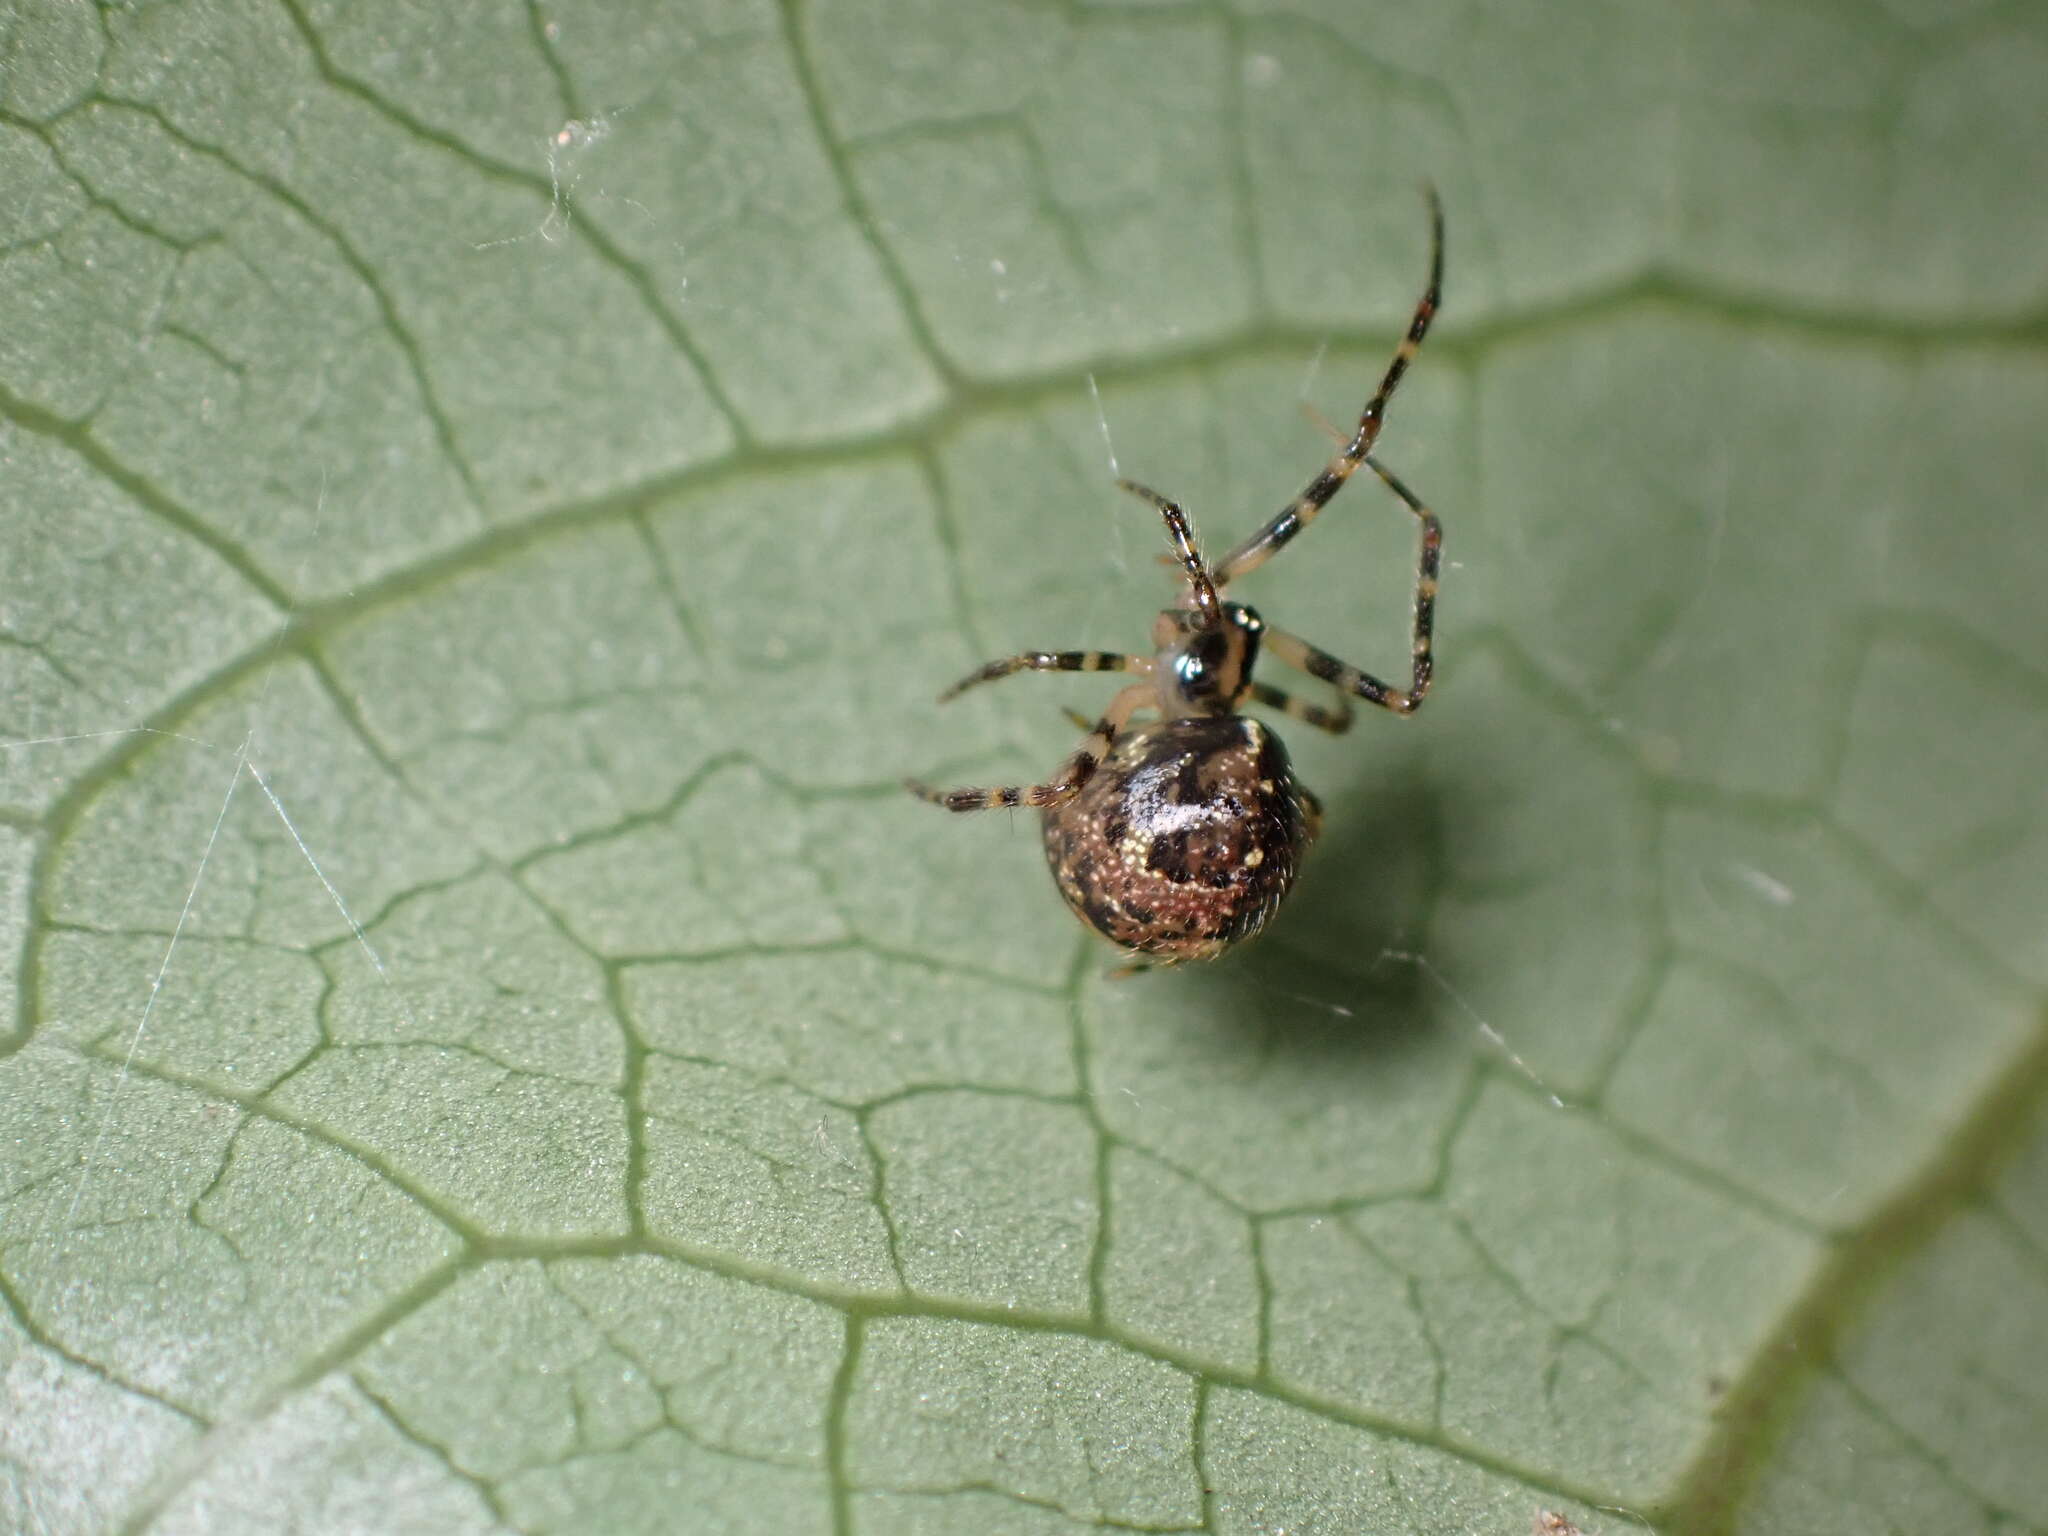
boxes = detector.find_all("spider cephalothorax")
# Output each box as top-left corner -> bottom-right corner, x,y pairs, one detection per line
909,192 -> 1445,967
1154,601 -> 1262,716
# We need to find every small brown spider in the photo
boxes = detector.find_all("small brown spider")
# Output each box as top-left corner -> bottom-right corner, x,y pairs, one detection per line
909,192 -> 1444,967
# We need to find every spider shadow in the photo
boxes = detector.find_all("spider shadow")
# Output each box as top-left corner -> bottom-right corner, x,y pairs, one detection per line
1197,758 -> 1452,1064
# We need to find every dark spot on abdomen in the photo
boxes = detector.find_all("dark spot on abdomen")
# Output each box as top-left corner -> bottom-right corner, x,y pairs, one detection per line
1040,717 -> 1314,962
1144,833 -> 1194,884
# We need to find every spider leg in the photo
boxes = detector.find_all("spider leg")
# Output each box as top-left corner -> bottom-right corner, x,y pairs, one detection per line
1214,187 -> 1442,584
1266,626 -> 1415,715
1247,680 -> 1353,735
1066,701 -> 1158,731
908,681 -> 1152,812
1115,480 -> 1220,621
938,650 -> 1148,704
1260,455 -> 1441,715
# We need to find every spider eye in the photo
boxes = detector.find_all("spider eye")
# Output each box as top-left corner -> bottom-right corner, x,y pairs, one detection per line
1175,631 -> 1228,694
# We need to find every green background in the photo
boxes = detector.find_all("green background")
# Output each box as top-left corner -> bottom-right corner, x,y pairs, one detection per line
3,0 -> 2045,1531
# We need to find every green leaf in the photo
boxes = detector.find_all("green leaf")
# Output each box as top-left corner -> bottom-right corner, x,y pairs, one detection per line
3,1 -> 2044,1532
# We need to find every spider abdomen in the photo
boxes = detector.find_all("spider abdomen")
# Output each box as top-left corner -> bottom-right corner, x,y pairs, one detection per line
1043,716 -> 1316,963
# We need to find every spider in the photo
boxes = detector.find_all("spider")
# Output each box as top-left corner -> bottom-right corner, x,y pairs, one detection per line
908,191 -> 1444,967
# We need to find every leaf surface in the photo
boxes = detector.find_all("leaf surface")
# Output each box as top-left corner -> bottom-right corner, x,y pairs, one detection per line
3,1 -> 2045,1532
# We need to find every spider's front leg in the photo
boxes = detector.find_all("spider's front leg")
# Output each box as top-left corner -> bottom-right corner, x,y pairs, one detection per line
937,650 -> 1148,703
1265,457 -> 1441,714
1247,680 -> 1353,735
1214,187 -> 1443,584
907,681 -> 1152,812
